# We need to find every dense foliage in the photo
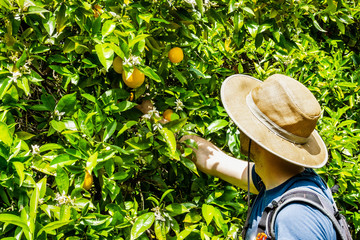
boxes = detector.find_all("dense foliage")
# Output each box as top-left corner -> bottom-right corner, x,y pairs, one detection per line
0,0 -> 360,239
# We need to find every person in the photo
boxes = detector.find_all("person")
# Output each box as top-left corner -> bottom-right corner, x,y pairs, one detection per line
181,74 -> 340,239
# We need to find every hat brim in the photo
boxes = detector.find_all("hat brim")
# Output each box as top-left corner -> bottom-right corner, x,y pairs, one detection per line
220,74 -> 328,168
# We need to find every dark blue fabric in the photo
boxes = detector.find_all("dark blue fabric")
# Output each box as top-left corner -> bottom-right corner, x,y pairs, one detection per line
245,167 -> 337,240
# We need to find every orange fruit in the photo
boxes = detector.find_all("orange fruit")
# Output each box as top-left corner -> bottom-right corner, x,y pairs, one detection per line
163,109 -> 173,121
113,56 -> 124,74
93,4 -> 103,18
168,47 -> 184,63
128,92 -> 134,101
122,68 -> 145,88
82,170 -> 93,190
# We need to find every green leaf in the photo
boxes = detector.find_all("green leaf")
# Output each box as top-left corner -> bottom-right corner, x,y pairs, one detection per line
246,21 -> 258,38
160,189 -> 174,203
12,162 -> 25,186
181,157 -> 199,176
126,137 -> 152,150
173,70 -> 187,85
313,19 -> 327,32
39,143 -> 64,153
165,203 -> 190,217
116,101 -> 137,112
336,18 -> 345,34
15,131 -> 35,140
184,211 -> 202,223
16,51 -> 27,69
117,121 -> 138,137
160,127 -> 176,155
86,152 -> 98,173
206,119 -> 228,134
103,121 -> 117,142
213,207 -> 228,234
154,220 -> 166,240
29,186 -> 40,234
56,4 -> 67,33
37,220 -> 72,236
202,204 -> 215,225
50,154 -> 77,168
130,212 -> 155,240
177,224 -> 198,239
26,6 -> 49,14
140,66 -> 162,83
0,0 -> 10,9
0,214 -> 31,239
55,92 -> 77,114
102,20 -> 116,37
50,120 -> 66,132
129,34 -> 149,48
242,6 -> 255,16
195,0 -> 204,15
37,177 -> 47,199
56,166 -> 69,194
163,118 -> 187,132
0,77 -> 12,100
95,44 -> 114,71
326,0 -> 336,13
0,122 -> 13,146
49,65 -> 72,76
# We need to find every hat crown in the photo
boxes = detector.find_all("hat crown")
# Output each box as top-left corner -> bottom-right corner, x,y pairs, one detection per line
251,74 -> 321,138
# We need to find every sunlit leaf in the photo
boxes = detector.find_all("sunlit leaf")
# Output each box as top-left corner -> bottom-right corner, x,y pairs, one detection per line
130,212 -> 155,240
0,122 -> 12,146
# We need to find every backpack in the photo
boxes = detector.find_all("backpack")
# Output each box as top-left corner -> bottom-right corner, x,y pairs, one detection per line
243,187 -> 352,240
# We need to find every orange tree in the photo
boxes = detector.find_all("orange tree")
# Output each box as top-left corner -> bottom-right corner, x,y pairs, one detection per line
0,0 -> 360,239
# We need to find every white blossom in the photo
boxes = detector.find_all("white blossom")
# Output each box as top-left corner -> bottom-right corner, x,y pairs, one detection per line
123,55 -> 141,68
8,71 -> 22,83
54,191 -> 76,206
174,99 -> 185,111
184,0 -> 196,8
31,145 -> 40,155
54,110 -> 65,121
9,54 -> 19,62
142,107 -> 160,120
152,206 -> 165,221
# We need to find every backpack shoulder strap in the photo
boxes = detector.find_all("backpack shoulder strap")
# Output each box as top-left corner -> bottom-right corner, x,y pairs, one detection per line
256,187 -> 352,240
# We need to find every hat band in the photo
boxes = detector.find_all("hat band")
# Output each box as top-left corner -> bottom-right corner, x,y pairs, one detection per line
246,92 -> 309,144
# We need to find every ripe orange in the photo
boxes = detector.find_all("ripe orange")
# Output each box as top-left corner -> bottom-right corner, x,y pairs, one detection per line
122,68 -> 145,88
82,170 -> 93,190
168,47 -> 184,63
113,56 -> 124,74
93,4 -> 103,18
128,92 -> 134,101
163,109 -> 173,121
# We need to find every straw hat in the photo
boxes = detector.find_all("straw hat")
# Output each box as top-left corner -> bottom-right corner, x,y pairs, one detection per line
221,74 -> 328,168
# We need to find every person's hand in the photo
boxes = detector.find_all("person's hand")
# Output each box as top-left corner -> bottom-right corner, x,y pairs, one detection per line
180,135 -> 225,175
180,135 -> 257,193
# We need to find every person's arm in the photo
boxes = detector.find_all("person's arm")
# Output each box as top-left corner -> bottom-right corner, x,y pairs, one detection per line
180,135 -> 259,194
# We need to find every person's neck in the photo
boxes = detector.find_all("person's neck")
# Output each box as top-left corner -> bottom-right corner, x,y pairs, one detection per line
255,152 -> 305,190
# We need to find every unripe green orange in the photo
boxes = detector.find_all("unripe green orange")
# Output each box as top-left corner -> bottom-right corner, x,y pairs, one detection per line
113,56 -> 124,74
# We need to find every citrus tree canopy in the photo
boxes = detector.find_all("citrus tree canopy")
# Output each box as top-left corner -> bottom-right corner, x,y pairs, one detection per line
0,0 -> 360,239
